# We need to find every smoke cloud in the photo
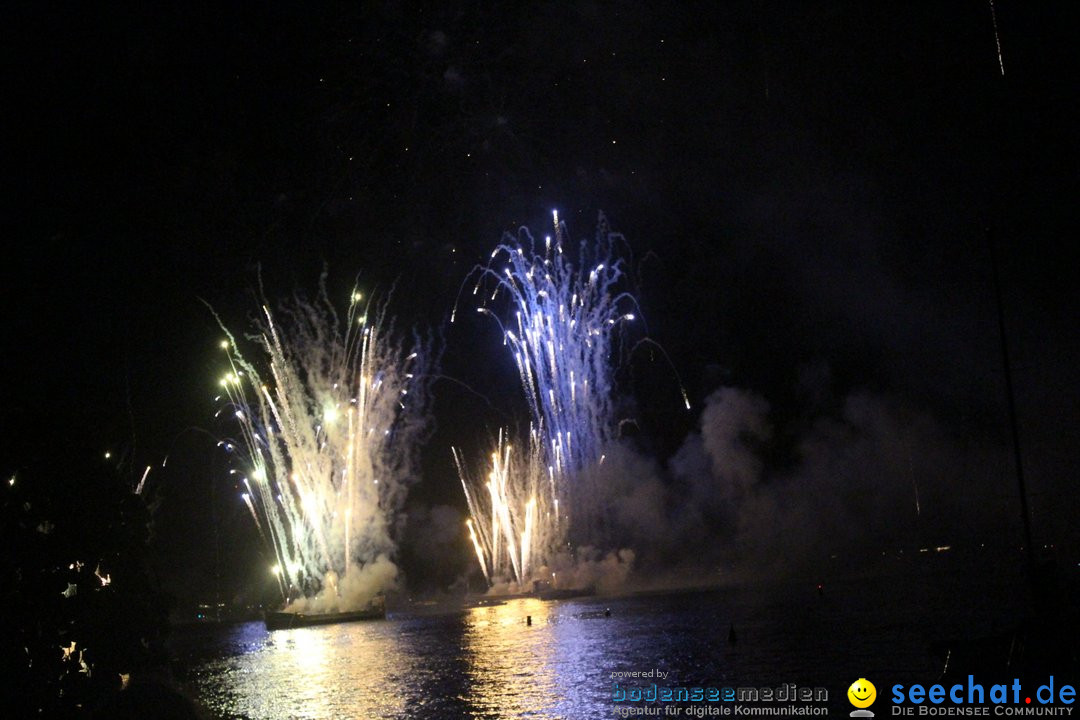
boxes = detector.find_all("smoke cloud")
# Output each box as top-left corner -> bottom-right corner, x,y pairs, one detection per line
406,383 -> 1017,596
286,554 -> 399,613
559,383 -> 1016,589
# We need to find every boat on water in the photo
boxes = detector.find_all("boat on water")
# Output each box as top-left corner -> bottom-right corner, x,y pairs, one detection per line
464,584 -> 596,607
264,598 -> 386,631
536,586 -> 595,601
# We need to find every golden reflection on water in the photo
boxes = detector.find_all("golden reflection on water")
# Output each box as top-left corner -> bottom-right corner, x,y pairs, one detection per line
463,599 -> 560,718
194,619 -> 415,719
183,579 -> 1016,718
188,599 -> 617,718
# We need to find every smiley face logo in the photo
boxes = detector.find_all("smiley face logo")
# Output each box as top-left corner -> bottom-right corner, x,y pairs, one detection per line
848,678 -> 877,709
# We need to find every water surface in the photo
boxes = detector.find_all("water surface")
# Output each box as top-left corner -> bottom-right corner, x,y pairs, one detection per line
172,572 -> 1027,719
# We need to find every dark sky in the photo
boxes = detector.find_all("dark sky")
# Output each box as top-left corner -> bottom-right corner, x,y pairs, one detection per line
6,2 -> 1078,600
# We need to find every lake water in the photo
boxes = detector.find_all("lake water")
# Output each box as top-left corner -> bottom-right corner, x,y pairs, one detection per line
170,569 -> 1031,719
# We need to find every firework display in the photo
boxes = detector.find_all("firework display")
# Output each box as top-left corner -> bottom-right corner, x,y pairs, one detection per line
453,428 -> 556,588
215,287 -> 430,610
453,213 -> 679,586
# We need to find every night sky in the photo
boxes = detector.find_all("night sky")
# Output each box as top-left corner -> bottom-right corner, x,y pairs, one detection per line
7,2 -> 1078,603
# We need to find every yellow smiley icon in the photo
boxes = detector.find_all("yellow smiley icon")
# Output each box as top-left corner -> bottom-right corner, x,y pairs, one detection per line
848,678 -> 877,708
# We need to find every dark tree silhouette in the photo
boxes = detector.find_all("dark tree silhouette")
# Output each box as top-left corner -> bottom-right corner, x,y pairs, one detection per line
1,449 -> 177,715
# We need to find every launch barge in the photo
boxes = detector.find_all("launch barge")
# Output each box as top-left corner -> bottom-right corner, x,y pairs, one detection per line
264,598 -> 386,631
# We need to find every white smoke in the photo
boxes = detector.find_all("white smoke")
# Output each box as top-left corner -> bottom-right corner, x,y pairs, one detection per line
286,554 -> 399,613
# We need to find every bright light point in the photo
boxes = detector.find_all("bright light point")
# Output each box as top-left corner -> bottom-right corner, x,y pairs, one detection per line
241,492 -> 250,501
104,452 -> 111,460
251,468 -> 265,481
271,564 -> 280,576
7,476 -> 14,487
324,406 -> 339,423
351,291 -> 363,303
624,313 -> 635,321
220,340 -> 229,349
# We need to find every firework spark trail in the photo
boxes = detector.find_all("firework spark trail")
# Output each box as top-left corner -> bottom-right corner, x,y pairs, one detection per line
453,429 -> 556,588
988,0 -> 1005,77
214,283 -> 431,610
456,212 -> 636,501
453,212 -> 679,586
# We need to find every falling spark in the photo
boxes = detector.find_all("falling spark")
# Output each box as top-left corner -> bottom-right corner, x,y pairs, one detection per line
988,0 -> 1005,77
135,465 -> 151,495
465,518 -> 490,585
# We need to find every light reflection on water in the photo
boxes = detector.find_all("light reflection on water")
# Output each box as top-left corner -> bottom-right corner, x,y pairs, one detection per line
464,599 -> 559,717
173,575 -> 1028,719
181,598 -> 622,719
183,617 -> 416,718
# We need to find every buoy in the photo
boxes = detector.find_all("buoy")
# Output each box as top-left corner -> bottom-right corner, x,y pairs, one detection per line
604,608 -> 611,617
526,615 -> 532,626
